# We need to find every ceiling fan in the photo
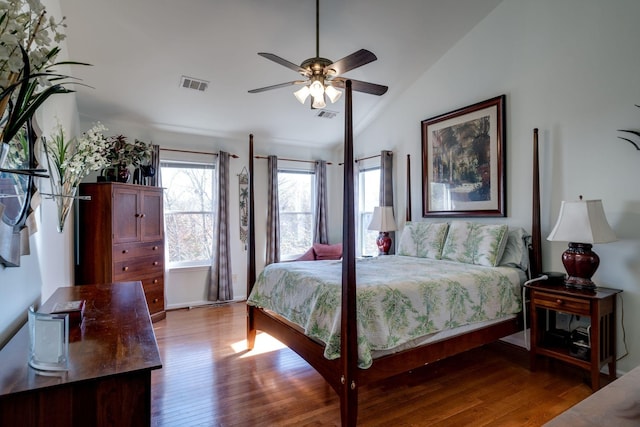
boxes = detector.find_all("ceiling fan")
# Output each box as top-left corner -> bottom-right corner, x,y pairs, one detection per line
248,0 -> 388,109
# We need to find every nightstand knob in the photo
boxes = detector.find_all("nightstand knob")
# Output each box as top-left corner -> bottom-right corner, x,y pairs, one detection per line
123,266 -> 129,271
152,246 -> 158,250
122,249 -> 129,254
153,298 -> 159,303
153,279 -> 159,284
153,261 -> 159,266
556,299 -> 563,305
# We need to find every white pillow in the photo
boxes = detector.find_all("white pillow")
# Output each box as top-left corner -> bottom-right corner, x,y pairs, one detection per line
441,221 -> 508,267
499,227 -> 531,271
397,222 -> 449,259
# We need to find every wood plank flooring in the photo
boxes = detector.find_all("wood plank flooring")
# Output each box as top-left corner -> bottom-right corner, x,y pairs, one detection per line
151,302 -> 595,426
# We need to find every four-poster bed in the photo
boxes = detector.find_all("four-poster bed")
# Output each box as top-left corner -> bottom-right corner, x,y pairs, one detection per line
246,82 -> 542,426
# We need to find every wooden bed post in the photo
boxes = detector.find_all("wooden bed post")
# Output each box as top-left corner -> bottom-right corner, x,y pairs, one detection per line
406,154 -> 411,222
247,134 -> 257,350
340,80 -> 358,427
530,129 -> 542,278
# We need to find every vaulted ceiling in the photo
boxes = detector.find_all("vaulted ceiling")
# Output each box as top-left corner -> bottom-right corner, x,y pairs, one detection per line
59,0 -> 502,148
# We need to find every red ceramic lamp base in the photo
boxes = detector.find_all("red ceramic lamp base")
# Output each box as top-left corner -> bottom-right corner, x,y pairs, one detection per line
562,242 -> 599,290
376,232 -> 392,255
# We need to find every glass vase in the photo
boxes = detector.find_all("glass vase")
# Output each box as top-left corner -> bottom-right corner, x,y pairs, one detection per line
54,184 -> 77,233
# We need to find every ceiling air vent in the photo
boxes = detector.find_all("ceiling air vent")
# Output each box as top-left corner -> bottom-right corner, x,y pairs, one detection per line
316,109 -> 338,119
180,76 -> 209,92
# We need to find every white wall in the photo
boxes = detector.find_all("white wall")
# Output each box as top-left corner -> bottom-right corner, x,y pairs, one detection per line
354,0 -> 640,373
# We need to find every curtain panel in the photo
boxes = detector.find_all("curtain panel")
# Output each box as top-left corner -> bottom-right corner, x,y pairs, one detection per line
266,155 -> 280,264
314,160 -> 329,244
209,151 -> 233,301
379,150 -> 395,254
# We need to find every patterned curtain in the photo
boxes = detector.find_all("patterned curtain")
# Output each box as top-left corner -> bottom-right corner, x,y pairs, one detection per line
151,144 -> 161,187
379,150 -> 395,254
266,155 -> 280,264
209,151 -> 233,301
314,160 -> 328,244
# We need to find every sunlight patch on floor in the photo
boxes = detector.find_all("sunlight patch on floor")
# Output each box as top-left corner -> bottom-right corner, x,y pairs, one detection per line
231,332 -> 286,357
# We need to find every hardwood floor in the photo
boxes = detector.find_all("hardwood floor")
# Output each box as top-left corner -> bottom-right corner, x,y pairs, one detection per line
151,302 -> 595,426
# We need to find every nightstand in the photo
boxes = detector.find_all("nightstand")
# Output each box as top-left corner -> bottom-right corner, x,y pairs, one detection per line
526,282 -> 622,390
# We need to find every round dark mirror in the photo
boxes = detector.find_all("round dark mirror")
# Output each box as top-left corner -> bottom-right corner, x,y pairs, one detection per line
0,119 -> 36,266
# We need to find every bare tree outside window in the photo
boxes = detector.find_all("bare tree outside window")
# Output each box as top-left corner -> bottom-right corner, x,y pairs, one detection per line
278,170 -> 315,258
161,161 -> 215,266
359,167 -> 380,256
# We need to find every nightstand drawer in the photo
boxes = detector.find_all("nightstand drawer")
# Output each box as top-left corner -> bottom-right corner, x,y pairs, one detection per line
532,291 -> 590,315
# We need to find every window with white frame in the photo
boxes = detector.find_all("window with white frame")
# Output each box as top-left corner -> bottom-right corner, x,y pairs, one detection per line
278,169 -> 315,259
160,160 -> 215,267
358,166 -> 380,256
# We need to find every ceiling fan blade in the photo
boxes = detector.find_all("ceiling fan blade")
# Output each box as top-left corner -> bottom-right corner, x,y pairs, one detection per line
331,78 -> 388,96
248,80 -> 307,93
324,49 -> 377,76
258,53 -> 310,76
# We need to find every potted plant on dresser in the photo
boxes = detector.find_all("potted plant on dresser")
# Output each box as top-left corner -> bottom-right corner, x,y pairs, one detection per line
102,135 -> 152,183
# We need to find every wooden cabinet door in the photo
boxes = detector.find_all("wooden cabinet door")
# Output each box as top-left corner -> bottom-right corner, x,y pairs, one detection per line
141,189 -> 163,242
113,187 -> 141,243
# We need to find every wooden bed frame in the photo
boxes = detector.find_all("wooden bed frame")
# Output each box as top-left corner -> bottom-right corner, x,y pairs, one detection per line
246,82 -> 542,426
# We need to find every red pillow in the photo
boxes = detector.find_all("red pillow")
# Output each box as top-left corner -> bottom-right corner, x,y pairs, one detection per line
313,243 -> 342,260
295,247 -> 316,261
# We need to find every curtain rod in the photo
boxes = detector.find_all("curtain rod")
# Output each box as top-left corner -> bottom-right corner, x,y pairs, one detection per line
160,147 -> 239,158
338,151 -> 392,166
255,155 -> 332,165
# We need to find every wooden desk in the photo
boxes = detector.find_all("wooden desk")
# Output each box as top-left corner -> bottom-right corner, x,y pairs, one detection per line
0,282 -> 162,426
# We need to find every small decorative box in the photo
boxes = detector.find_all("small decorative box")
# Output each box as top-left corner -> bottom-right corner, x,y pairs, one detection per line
50,300 -> 85,325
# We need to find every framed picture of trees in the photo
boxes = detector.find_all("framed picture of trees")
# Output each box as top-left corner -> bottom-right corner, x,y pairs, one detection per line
421,95 -> 506,217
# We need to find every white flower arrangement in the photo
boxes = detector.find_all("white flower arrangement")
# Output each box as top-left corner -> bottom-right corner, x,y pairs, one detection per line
43,121 -> 111,231
0,0 -> 67,89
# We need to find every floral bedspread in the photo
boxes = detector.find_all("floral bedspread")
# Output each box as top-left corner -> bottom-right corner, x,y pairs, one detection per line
247,256 -> 522,368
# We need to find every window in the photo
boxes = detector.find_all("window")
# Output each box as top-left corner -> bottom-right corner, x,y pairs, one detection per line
161,160 -> 215,267
358,167 -> 380,256
278,169 -> 315,259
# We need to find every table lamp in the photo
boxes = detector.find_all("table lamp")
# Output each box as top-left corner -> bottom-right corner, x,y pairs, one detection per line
368,206 -> 397,255
547,197 -> 616,290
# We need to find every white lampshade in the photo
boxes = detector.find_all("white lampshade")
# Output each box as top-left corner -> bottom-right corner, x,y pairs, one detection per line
311,94 -> 326,109
367,206 -> 397,232
294,85 -> 310,104
325,85 -> 342,103
309,80 -> 324,98
547,199 -> 616,244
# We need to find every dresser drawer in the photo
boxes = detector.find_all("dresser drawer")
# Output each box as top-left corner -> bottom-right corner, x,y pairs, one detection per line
532,291 -> 590,316
113,241 -> 163,261
114,255 -> 163,280
145,283 -> 164,314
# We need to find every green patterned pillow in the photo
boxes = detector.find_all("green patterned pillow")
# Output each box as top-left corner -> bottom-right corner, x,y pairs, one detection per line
441,221 -> 508,267
397,222 -> 449,259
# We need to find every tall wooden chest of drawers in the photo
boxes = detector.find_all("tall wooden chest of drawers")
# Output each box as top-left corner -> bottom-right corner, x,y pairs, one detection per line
76,182 -> 166,321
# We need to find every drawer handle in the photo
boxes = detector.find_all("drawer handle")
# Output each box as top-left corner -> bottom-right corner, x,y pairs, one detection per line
123,266 -> 129,271
122,249 -> 129,254
153,298 -> 159,303
153,261 -> 159,266
140,213 -> 146,218
152,246 -> 158,251
556,299 -> 563,305
153,279 -> 159,284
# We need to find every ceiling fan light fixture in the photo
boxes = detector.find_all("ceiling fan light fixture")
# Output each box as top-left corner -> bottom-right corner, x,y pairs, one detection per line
312,94 -> 326,109
325,85 -> 342,103
309,80 -> 325,98
294,85 -> 310,104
